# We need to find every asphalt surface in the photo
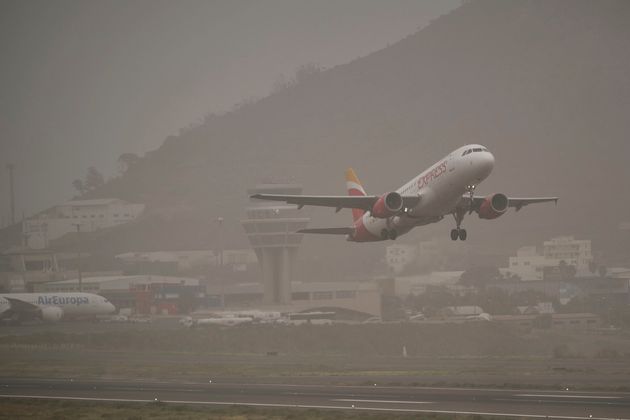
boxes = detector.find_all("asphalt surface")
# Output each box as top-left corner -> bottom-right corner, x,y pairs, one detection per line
1,377 -> 629,419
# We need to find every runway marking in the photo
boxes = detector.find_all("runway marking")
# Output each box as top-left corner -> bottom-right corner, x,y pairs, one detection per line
516,394 -> 622,400
333,398 -> 432,404
0,394 -> 152,403
7,378 -> 630,398
0,394 -> 628,420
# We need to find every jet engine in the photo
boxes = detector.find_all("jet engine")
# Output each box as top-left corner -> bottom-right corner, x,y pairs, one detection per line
371,192 -> 403,219
40,306 -> 63,322
477,193 -> 509,219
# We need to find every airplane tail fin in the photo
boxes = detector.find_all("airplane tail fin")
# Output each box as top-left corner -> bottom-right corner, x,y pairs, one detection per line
346,168 -> 366,222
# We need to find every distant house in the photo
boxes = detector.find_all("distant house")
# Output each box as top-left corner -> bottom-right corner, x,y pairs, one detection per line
506,236 -> 594,281
23,198 -> 144,249
439,305 -> 485,318
517,302 -> 555,315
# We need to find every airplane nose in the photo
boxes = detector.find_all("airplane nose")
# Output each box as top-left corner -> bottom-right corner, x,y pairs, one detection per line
485,151 -> 495,170
477,151 -> 494,179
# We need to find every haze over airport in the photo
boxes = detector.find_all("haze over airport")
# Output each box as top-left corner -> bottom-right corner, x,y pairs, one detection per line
3,0 -> 629,276
0,0 -> 459,218
1,2 -> 630,418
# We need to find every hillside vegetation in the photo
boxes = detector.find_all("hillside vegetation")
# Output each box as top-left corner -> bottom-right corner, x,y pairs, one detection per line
21,0 -> 630,268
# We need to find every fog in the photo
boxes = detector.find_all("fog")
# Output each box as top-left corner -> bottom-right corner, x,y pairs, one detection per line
0,0 -> 458,217
0,1 -> 629,418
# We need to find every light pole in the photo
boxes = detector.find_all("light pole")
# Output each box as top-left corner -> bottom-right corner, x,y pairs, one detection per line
216,217 -> 224,307
6,164 -> 15,226
217,217 -> 224,268
72,223 -> 83,292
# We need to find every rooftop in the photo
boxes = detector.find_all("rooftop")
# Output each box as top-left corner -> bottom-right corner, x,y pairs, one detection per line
62,198 -> 126,206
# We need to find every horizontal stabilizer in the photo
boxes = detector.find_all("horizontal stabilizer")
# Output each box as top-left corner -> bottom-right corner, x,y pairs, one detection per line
297,227 -> 354,235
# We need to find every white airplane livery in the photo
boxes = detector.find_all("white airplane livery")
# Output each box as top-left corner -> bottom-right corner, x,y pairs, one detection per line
0,292 -> 116,323
252,145 -> 558,242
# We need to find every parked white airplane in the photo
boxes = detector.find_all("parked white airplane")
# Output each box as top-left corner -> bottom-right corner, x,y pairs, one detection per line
252,145 -> 557,241
220,310 -> 283,323
0,293 -> 116,323
179,315 -> 254,328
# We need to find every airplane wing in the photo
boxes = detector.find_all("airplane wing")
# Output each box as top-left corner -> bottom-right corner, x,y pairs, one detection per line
471,196 -> 558,211
297,227 -> 354,235
250,194 -> 421,211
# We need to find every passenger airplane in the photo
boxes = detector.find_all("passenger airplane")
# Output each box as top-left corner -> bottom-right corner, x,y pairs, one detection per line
252,145 -> 557,242
0,292 -> 116,323
179,315 -> 254,328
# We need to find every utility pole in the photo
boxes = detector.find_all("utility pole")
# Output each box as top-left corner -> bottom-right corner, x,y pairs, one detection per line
7,164 -> 15,225
217,216 -> 224,307
72,223 -> 83,292
217,216 -> 224,267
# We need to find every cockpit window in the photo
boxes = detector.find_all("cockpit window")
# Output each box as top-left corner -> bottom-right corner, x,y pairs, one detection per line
473,147 -> 483,152
462,149 -> 471,156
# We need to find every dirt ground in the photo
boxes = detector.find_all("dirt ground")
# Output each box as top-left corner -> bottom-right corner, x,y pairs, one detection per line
1,320 -> 629,390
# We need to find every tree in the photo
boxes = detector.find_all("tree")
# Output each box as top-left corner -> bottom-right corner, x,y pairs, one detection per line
459,266 -> 503,288
294,63 -> 322,84
85,167 -> 105,192
72,179 -> 85,195
271,73 -> 291,93
558,260 -> 576,280
117,153 -> 140,174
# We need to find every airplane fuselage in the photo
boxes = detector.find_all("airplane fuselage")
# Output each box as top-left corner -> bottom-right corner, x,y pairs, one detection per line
0,292 -> 116,320
350,144 -> 494,242
251,144 -> 557,242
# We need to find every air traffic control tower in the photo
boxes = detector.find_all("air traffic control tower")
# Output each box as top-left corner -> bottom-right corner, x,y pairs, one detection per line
242,184 -> 310,305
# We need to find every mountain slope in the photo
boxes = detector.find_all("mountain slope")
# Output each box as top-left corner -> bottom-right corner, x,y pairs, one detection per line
44,0 -> 630,267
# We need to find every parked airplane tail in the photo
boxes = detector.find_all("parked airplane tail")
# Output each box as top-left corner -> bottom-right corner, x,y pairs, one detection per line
345,168 -> 366,221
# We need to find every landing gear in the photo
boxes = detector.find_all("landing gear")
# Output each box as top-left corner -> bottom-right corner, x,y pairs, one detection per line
381,229 -> 398,240
450,228 -> 467,241
450,206 -> 468,241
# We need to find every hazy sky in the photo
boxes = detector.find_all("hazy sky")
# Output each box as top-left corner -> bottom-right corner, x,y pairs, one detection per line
0,0 -> 459,222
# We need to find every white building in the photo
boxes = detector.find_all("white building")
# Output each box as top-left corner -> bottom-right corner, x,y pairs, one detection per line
23,198 -> 145,249
35,274 -> 199,294
508,246 -> 553,281
385,238 -> 466,274
394,271 -> 465,296
543,236 -> 592,273
116,249 -> 257,272
385,244 -> 417,274
506,236 -> 593,280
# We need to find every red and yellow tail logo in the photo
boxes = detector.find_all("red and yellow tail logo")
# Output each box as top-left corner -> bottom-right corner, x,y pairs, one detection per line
346,168 -> 366,221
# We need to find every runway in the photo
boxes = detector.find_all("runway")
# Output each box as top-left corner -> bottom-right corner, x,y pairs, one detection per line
1,377 -> 629,419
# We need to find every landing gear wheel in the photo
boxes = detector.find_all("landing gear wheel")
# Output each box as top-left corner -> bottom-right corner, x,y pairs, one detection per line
381,229 -> 389,240
450,229 -> 459,241
388,230 -> 398,240
459,229 -> 467,241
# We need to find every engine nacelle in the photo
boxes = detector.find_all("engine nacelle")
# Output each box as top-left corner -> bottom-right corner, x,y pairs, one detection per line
40,306 -> 63,322
478,193 -> 509,220
371,192 -> 403,219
